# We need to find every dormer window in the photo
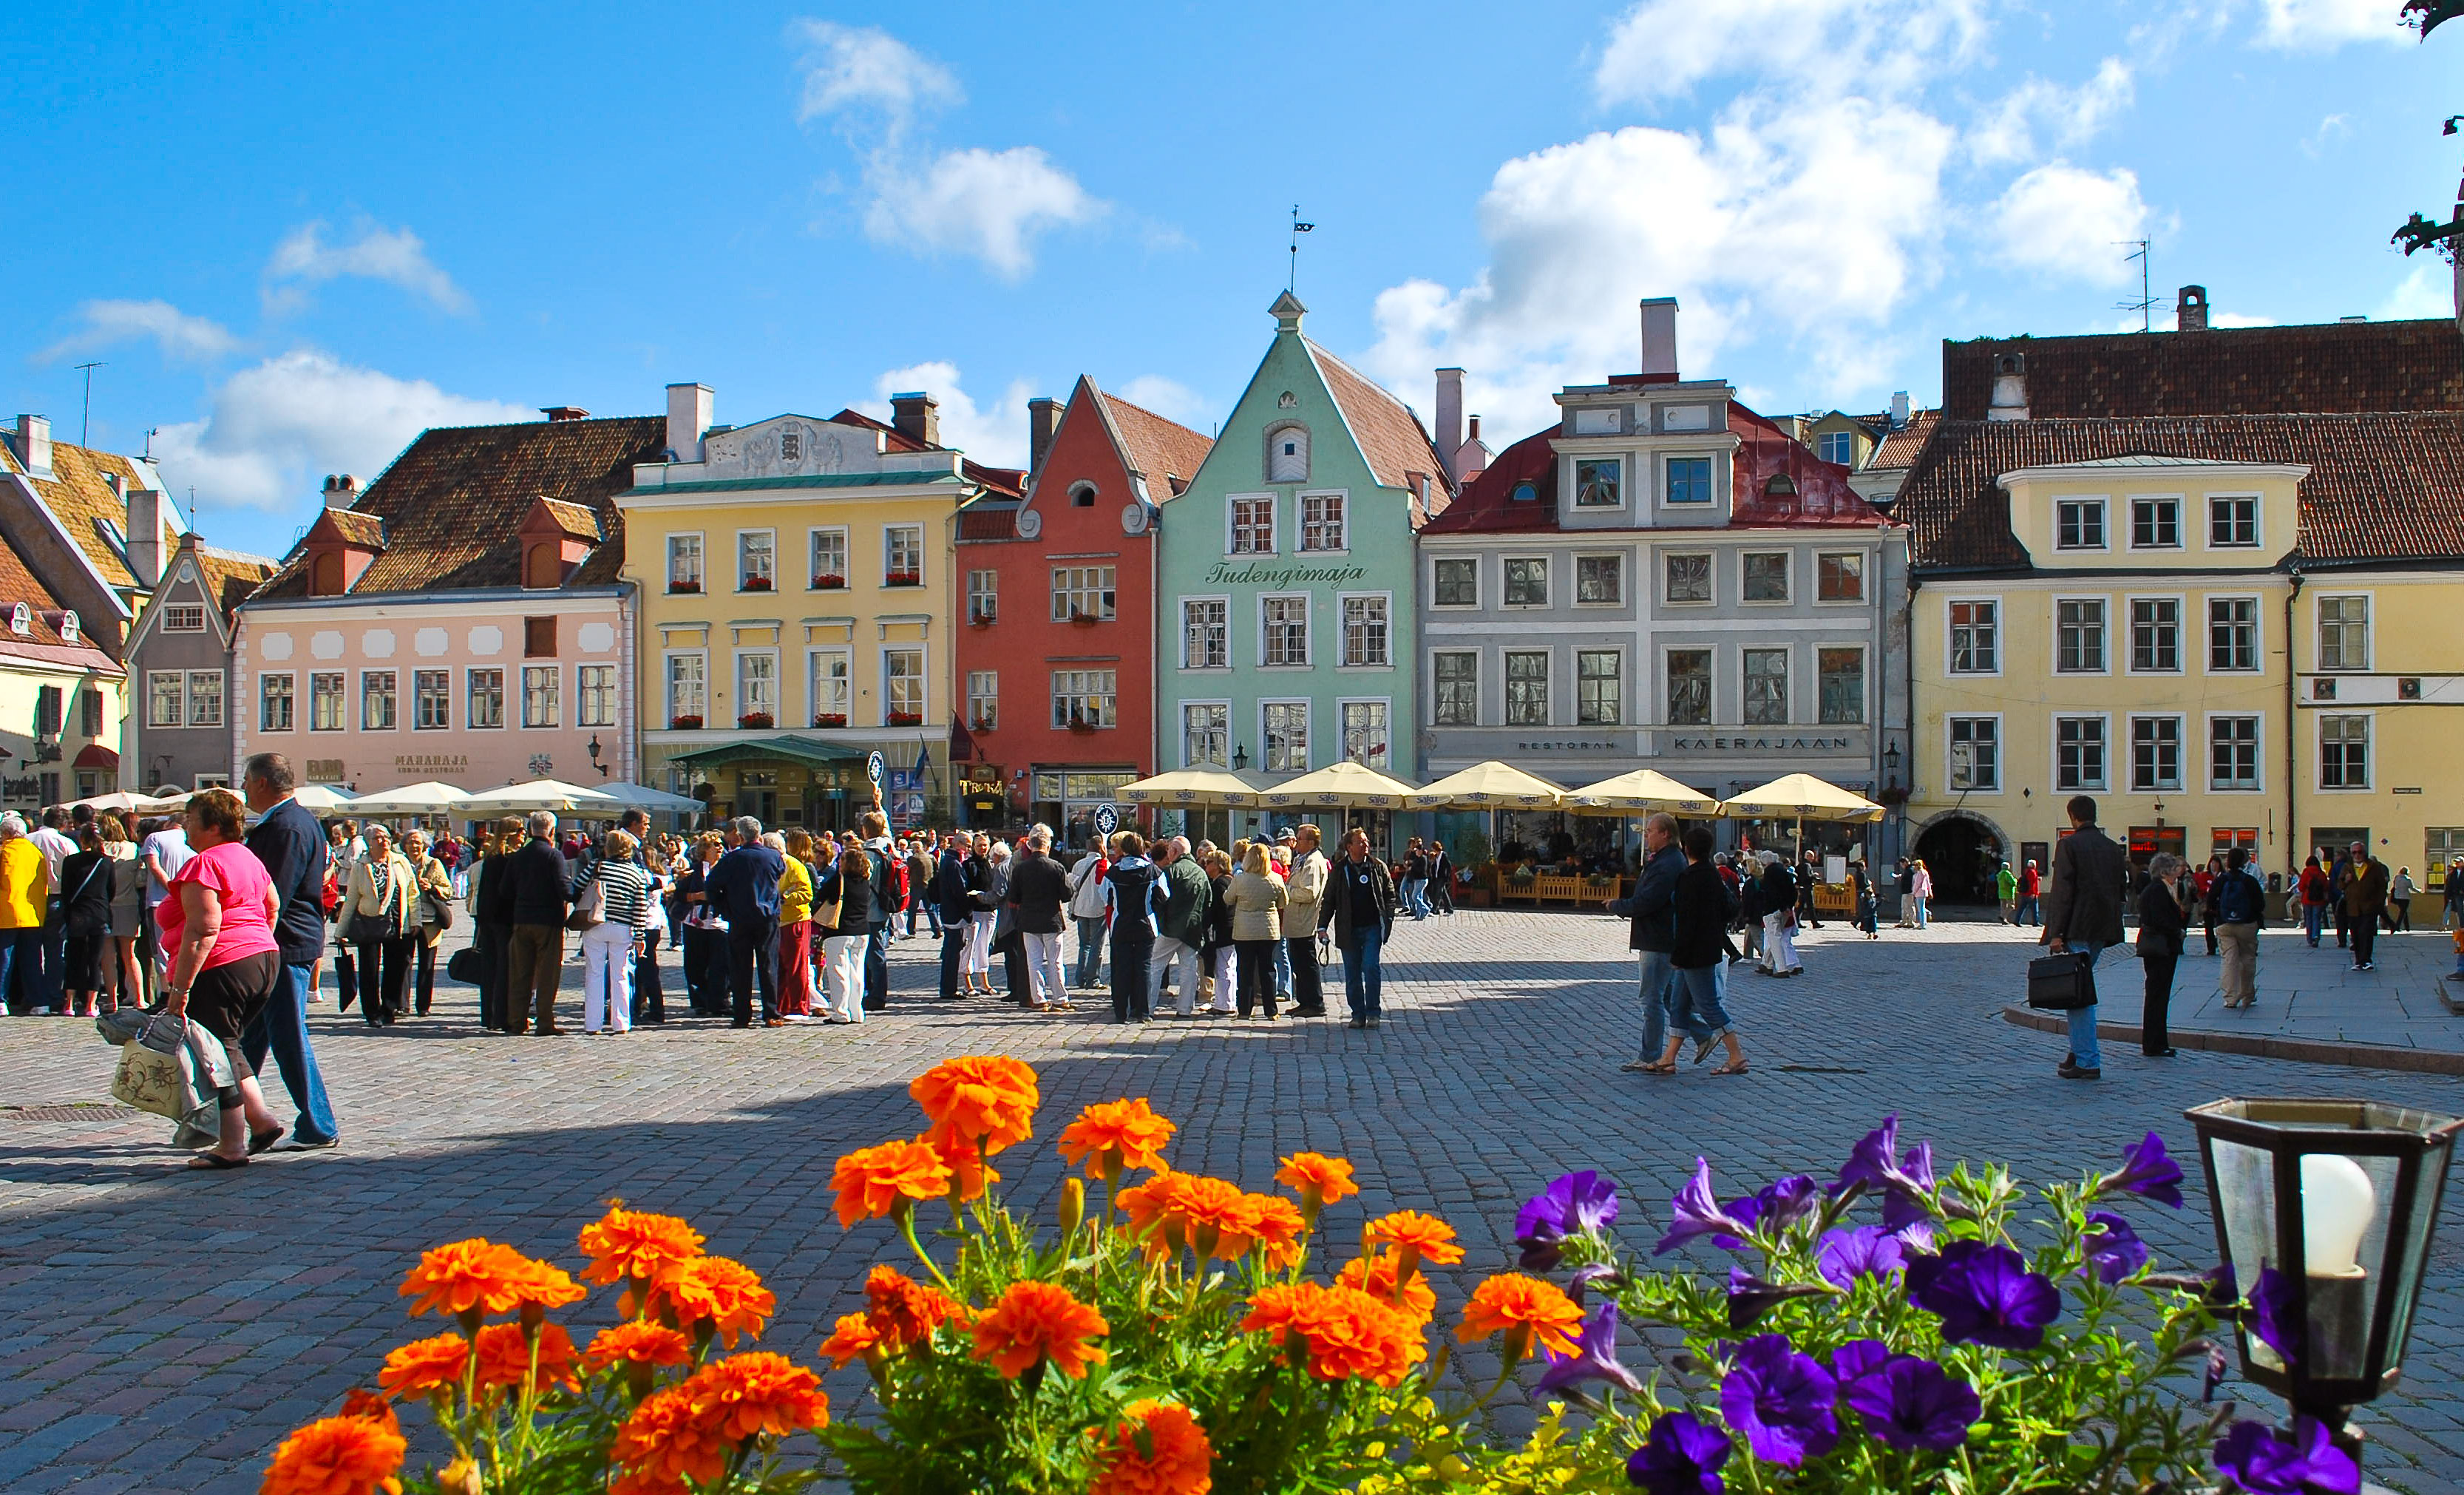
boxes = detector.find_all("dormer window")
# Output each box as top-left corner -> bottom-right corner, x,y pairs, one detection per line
59,611 -> 78,645
9,603 -> 27,636
523,541 -> 565,589
1070,481 -> 1097,509
1266,424 -> 1309,483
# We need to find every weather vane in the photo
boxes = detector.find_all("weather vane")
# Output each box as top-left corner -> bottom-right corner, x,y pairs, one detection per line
1289,206 -> 1314,293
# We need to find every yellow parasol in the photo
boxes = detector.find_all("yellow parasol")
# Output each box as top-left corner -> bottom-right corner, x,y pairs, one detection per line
1402,760 -> 1567,810
1562,767 -> 1725,816
1719,773 -> 1885,824
1256,761 -> 1419,809
1116,767 -> 1270,807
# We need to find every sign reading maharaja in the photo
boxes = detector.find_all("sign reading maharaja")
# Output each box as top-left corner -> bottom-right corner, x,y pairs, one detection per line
396,754 -> 470,777
1201,561 -> 1368,588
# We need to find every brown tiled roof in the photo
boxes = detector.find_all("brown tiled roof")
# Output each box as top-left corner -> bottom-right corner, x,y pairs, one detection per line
534,498 -> 603,540
189,543 -> 279,619
1898,413 -> 2464,571
1942,319 -> 2464,421
1867,410 -> 1938,469
257,416 -> 668,599
5,438 -> 176,591
1095,388 -> 1212,497
322,509 -> 387,546
0,527 -> 121,668
1305,340 -> 1454,513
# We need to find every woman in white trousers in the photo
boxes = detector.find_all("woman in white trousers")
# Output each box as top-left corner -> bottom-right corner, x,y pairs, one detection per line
818,843 -> 876,1024
580,830 -> 656,1034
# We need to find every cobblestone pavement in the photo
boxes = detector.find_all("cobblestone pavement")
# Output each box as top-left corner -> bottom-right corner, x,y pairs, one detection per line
3,912 -> 2460,1493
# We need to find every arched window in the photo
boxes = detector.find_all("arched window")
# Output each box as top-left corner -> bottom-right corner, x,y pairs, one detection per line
312,553 -> 344,596
1265,423 -> 1309,484
58,611 -> 78,644
9,603 -> 28,636
1070,481 -> 1097,509
525,542 -> 563,589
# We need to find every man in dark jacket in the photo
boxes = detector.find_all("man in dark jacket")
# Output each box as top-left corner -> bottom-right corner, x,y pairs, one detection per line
1606,813 -> 1689,1068
1153,838 -> 1212,1017
2342,840 -> 2391,972
503,811 -> 572,1036
933,830 -> 981,1000
238,753 -> 339,1149
905,841 -> 940,938
705,816 -> 785,1026
2042,794 -> 2127,1079
1005,827 -> 1073,1009
1331,827 -> 1397,1028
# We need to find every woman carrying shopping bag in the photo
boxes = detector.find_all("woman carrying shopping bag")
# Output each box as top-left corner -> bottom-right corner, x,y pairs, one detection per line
342,824 -> 418,1026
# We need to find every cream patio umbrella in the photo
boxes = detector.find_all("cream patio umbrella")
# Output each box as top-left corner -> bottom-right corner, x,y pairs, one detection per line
1719,772 -> 1885,824
1257,761 -> 1419,810
1116,767 -> 1270,807
591,782 -> 707,814
1562,767 -> 1725,817
1402,760 -> 1566,810
340,782 -> 472,816
291,785 -> 357,816
457,779 -> 622,815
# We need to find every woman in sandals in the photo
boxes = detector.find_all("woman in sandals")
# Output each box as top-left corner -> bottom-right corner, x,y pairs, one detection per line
158,789 -> 288,1167
1635,824 -> 1748,1077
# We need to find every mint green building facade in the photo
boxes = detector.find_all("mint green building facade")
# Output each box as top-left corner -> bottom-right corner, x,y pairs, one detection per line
1154,294 -> 1452,822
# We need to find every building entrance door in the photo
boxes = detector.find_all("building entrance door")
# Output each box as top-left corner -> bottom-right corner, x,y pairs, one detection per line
2307,827 -> 2369,869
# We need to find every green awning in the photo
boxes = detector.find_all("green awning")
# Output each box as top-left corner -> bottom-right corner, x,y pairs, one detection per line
668,734 -> 874,770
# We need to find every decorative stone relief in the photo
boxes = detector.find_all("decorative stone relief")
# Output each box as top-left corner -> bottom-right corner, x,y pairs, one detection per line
468,626 -> 504,656
259,632 -> 293,662
1016,510 -> 1042,540
415,628 -> 449,657
310,631 -> 345,660
577,621 -> 616,654
363,628 -> 396,659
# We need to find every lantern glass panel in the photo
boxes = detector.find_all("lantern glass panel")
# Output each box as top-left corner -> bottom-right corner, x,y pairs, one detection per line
2295,1149 -> 2401,1382
2210,1137 -> 2283,1371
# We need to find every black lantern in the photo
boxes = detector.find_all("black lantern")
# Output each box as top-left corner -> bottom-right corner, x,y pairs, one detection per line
1232,744 -> 1249,772
2185,1097 -> 2463,1448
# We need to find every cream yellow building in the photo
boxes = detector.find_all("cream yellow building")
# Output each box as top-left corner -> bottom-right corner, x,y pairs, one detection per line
2291,569 -> 2464,890
618,385 -> 1021,829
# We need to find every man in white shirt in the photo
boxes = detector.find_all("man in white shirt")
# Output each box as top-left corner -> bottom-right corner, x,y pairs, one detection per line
140,817 -> 194,977
30,807 -> 77,1008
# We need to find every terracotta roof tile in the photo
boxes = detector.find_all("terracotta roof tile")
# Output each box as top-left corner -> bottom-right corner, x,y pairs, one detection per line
1304,340 -> 1453,507
257,416 -> 668,599
1094,389 -> 1212,497
322,509 -> 387,546
9,438 -> 175,591
1898,412 -> 2464,571
0,526 -> 118,667
1867,410 -> 1938,469
190,544 -> 278,618
1943,319 -> 2464,421
534,498 -> 603,540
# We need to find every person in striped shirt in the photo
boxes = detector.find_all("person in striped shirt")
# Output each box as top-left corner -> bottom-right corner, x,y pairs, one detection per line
580,830 -> 657,1035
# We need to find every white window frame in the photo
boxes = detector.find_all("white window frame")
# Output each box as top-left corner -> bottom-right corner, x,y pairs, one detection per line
2316,594 -> 2371,672
520,664 -> 560,729
809,527 -> 850,589
2207,594 -> 2262,674
1662,454 -> 1715,508
360,668 -> 398,732
2128,493 -> 2185,552
2052,713 -> 2112,793
1181,699 -> 1231,768
160,604 -> 207,633
1050,564 -> 1117,622
1431,651 -> 1479,727
2053,596 -> 2111,676
807,648 -> 851,727
1260,698 -> 1310,774
1664,646 -> 1714,728
1501,555 -> 1551,608
965,569 -> 999,623
882,525 -> 925,586
2318,711 -> 2373,792
1947,714 -> 2003,793
1297,491 -> 1348,553
2054,497 -> 2109,552
259,672 -> 295,733
146,671 -> 183,729
1226,492 -> 1276,556
1946,597 -> 2002,677
666,532 -> 705,593
2207,493 -> 2262,551
2125,594 -> 2186,675
1504,648 -> 1551,726
413,668 -> 452,731
1338,591 -> 1391,669
2128,713 -> 2185,793
309,671 -> 347,733
1180,595 -> 1229,670
1258,593 -> 1310,668
1816,430 -> 1856,466
2207,712 -> 2264,793
578,664 -> 619,728
466,668 -> 506,730
1572,455 -> 1626,510
1814,644 -> 1864,726
1575,648 -> 1623,727
1740,551 -> 1792,606
880,645 -> 927,725
733,651 -> 780,726
1265,422 -> 1310,484
1049,668 -> 1118,730
1742,645 -> 1790,726
965,670 -> 998,728
663,651 -> 707,729
1337,697 -> 1392,768
1814,551 -> 1867,605
736,528 -> 776,592
1430,555 -> 1479,610
1663,551 -> 1714,606
1573,553 -> 1624,607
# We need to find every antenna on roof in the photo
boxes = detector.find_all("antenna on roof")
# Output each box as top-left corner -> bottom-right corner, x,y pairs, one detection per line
2114,240 -> 2155,332
73,362 -> 104,446
1288,206 -> 1314,294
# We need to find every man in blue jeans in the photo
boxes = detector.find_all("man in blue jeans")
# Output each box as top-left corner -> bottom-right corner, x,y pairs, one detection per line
1610,814 -> 1700,1070
239,753 -> 340,1148
2041,794 -> 2127,1080
1331,828 -> 1396,1028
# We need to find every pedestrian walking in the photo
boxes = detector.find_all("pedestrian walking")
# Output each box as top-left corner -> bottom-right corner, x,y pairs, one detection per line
1796,849 -> 1825,929
1996,861 -> 2017,924
2040,795 -> 2127,1081
33,806 -> 77,1013
157,789 -> 288,1170
2341,841 -> 2389,972
930,831 -> 977,1000
1150,838 -> 1210,1017
1757,853 -> 1802,977
1103,832 -> 1165,1023
578,830 -> 656,1035
2015,859 -> 2042,926
237,753 -> 339,1149
1066,838 -> 1110,989
1611,813 -> 1690,1073
1427,841 -> 1456,915
1007,827 -> 1072,1012
1851,859 -> 1878,939
342,824 -> 418,1027
0,815 -> 50,1014
858,811 -> 899,1012
322,821 -> 359,1008
1905,858 -> 1933,929
705,817 -> 786,1027
2135,852 -> 2186,1058
1638,824 -> 1749,1077
1330,828 -> 1396,1028
2196,857 -> 2222,957
1891,856 -> 1914,928
1222,841 -> 1286,1020
1735,861 -> 1765,964
2297,855 -> 2330,947
503,811 -> 573,1035
1283,824 -> 1330,1017
398,830 -> 455,1017
904,840 -> 940,939
2213,847 -> 2265,1010
2389,867 -> 2415,933
1397,838 -> 1430,921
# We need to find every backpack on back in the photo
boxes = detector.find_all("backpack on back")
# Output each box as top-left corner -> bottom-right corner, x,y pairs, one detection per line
2216,870 -> 2263,926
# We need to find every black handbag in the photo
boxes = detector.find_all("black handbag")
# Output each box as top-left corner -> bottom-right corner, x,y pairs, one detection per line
447,947 -> 483,984
2026,951 -> 2098,1010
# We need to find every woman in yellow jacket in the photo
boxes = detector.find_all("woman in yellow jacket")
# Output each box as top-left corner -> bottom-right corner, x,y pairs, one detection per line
399,828 -> 457,1017
775,830 -> 816,1019
0,814 -> 50,1014
342,823 -> 418,1027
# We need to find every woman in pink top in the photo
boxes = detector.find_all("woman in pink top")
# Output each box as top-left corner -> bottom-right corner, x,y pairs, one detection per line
158,788 -> 286,1169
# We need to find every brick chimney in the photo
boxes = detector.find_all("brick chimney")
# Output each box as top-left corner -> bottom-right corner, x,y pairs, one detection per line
1027,397 -> 1063,475
1433,367 -> 1465,481
2176,285 -> 2209,333
322,473 -> 360,504
12,414 -> 52,477
890,391 -> 940,448
540,406 -> 590,422
1639,297 -> 1680,381
1986,353 -> 2029,421
126,484 -> 163,588
1889,391 -> 1911,429
665,382 -> 714,463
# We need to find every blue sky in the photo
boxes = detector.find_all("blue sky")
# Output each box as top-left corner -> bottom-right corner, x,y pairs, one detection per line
7,0 -> 2458,560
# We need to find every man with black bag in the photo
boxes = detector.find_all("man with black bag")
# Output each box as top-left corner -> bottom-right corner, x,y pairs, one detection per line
2039,795 -> 2126,1080
238,753 -> 340,1150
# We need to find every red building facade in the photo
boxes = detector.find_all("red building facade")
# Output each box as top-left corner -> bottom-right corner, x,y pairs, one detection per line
952,377 -> 1210,844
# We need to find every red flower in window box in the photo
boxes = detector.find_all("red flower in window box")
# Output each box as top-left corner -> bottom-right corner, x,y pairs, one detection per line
886,571 -> 922,588
812,573 -> 847,589
886,711 -> 923,727
740,576 -> 773,593
970,713 -> 997,731
737,711 -> 775,730
1066,715 -> 1099,734
669,714 -> 704,730
812,713 -> 848,729
968,608 -> 995,626
1068,610 -> 1100,626
1876,784 -> 1910,807
668,580 -> 702,594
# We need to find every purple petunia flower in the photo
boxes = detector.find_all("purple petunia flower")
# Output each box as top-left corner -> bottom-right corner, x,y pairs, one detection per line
1816,1226 -> 1907,1289
1660,1158 -> 1762,1255
1538,1300 -> 1647,1395
1839,1116 -> 1936,1203
1627,1411 -> 1732,1495
2212,1417 -> 2361,1495
2082,1210 -> 2151,1285
1715,1174 -> 1823,1249
2248,1264 -> 2304,1366
1718,1333 -> 1841,1467
1569,1261 -> 1623,1304
1725,1268 -> 1838,1331
2093,1131 -> 2187,1210
1842,1355 -> 1983,1452
2196,1338 -> 2230,1402
1827,1338 -> 1901,1394
1906,1240 -> 2063,1351
1517,1170 -> 1621,1270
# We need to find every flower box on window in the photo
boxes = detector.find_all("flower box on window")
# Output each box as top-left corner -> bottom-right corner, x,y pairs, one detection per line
969,609 -> 996,627
739,576 -> 773,593
885,572 -> 922,589
1068,609 -> 1100,626
1876,784 -> 1911,807
886,710 -> 923,727
736,711 -> 774,730
668,714 -> 703,730
812,573 -> 846,590
1067,715 -> 1099,734
971,713 -> 996,731
667,580 -> 702,594
812,713 -> 848,729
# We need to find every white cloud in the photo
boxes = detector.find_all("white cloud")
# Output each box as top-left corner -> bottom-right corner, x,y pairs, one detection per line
263,220 -> 472,316
1970,58 -> 2136,166
1594,0 -> 1988,105
790,18 -> 1104,279
1987,163 -> 2150,285
862,361 -> 1034,467
1112,375 -> 1212,428
2376,258 -> 2457,320
2254,0 -> 2408,49
149,349 -> 531,511
37,299 -> 240,364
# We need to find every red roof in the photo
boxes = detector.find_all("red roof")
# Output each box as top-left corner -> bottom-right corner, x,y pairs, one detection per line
1304,341 -> 1453,517
1942,319 -> 2464,421
829,408 -> 1025,498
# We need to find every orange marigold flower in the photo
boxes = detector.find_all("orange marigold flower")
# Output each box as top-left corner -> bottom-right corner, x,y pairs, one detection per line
472,1322 -> 580,1394
506,1255 -> 586,1315
1456,1273 -> 1585,1361
819,1312 -> 883,1370
863,1265 -> 965,1347
1335,1250 -> 1437,1326
909,1054 -> 1039,1156
611,1381 -> 730,1491
651,1257 -> 776,1347
969,1280 -> 1109,1380
1241,1282 -> 1424,1388
584,1322 -> 693,1374
1240,1193 -> 1307,1269
1116,1170 -> 1193,1255
337,1390 -> 398,1437
578,1200 -> 706,1287
830,1138 -> 955,1228
1173,1175 -> 1261,1261
396,1238 -> 534,1320
376,1333 -> 470,1401
686,1351 -> 831,1445
1363,1211 -> 1465,1266
1275,1153 -> 1359,1215
1087,1399 -> 1214,1495
259,1412 -> 407,1495
1056,1097 -> 1176,1182
925,1128 -> 999,1203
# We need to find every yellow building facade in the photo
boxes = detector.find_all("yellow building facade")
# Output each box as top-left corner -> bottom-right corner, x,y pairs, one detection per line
617,388 -> 1018,830
2291,570 -> 2464,893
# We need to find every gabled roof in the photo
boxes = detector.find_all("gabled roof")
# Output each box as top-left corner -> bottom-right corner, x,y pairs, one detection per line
1866,410 -> 1938,469
255,415 -> 669,600
1897,412 -> 2464,570
1942,319 -> 2464,421
191,542 -> 279,620
1302,339 -> 1453,515
829,408 -> 1026,498
0,433 -> 174,592
1094,387 -> 1212,499
319,509 -> 387,547
531,497 -> 603,540
0,528 -> 121,671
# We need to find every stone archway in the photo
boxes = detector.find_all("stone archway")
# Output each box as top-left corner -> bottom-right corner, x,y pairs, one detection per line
1911,808 -> 2013,906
